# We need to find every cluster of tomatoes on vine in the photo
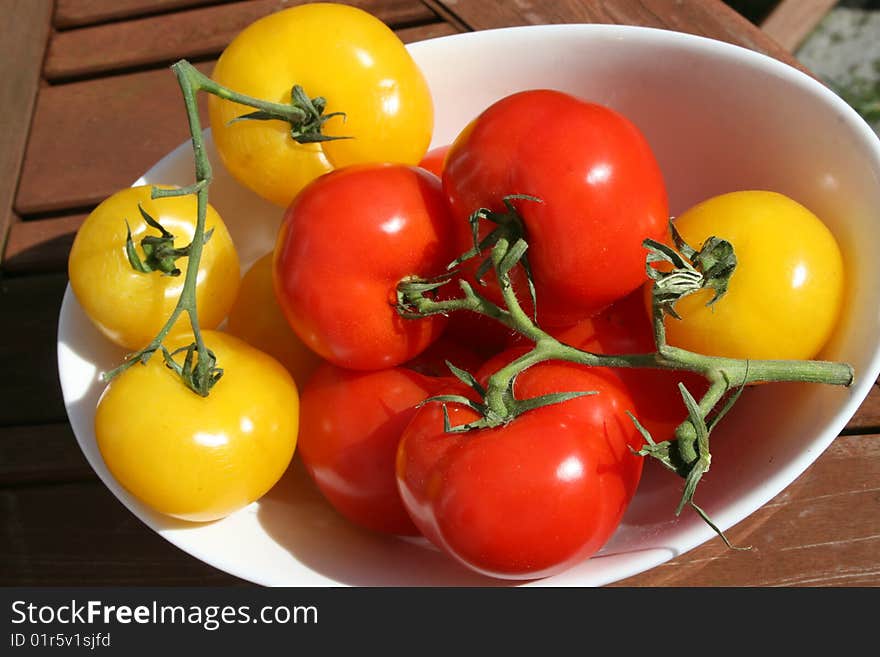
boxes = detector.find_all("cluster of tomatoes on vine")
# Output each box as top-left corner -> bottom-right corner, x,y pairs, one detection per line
67,3 -> 848,580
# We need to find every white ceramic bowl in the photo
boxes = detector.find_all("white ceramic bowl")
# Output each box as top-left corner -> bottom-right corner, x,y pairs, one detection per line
58,24 -> 880,586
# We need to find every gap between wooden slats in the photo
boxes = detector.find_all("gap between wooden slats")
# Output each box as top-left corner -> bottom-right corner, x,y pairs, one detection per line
45,0 -> 440,81
54,0 -> 235,29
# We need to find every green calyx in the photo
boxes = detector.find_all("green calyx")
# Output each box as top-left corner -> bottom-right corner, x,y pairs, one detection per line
644,221 -> 737,321
450,194 -> 542,319
230,84 -> 350,144
162,344 -> 223,397
125,204 -> 213,277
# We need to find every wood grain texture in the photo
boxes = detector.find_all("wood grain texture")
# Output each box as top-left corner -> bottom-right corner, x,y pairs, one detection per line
760,0 -> 837,52
2,434 -> 875,586
15,21 -> 456,217
3,212 -> 88,273
0,481 -> 248,585
0,0 -> 53,265
845,383 -> 880,434
16,62 -> 213,215
45,0 -> 438,80
0,273 -> 70,426
54,0 -> 234,29
0,423 -> 93,486
434,0 -> 813,75
613,433 -> 880,586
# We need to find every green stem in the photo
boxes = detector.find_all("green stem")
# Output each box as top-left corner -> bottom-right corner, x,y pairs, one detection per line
176,62 -> 308,125
401,241 -> 854,394
102,61 -> 218,393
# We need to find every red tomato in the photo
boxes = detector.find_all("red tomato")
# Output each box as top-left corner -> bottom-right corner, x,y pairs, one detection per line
443,89 -> 669,326
403,334 -> 484,378
396,362 -> 644,579
419,144 -> 450,177
297,364 -> 448,536
551,290 -> 709,442
274,164 -> 456,370
441,309 -> 516,361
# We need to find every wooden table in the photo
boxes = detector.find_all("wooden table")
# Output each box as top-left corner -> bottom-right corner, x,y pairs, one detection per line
1,0 -> 877,587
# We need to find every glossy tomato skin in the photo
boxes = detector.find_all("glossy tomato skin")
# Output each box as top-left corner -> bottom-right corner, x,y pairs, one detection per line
274,164 -> 456,370
226,252 -> 323,385
444,89 -> 669,326
68,186 -> 240,350
95,331 -> 299,522
298,364 -> 450,536
660,191 -> 844,360
209,3 -> 432,207
551,290 -> 708,442
397,363 -> 644,579
419,144 -> 450,177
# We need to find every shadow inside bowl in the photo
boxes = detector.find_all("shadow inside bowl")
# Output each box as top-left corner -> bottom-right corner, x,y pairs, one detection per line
255,458 -> 516,587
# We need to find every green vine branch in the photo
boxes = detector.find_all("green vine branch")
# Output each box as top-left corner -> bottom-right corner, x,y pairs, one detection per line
103,59 -> 345,395
397,212 -> 854,545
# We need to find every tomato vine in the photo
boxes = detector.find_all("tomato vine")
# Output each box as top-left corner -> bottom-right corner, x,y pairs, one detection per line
102,59 -> 341,395
396,206 -> 854,545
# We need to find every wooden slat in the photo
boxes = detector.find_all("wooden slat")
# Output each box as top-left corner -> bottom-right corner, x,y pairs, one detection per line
0,0 -> 53,265
613,433 -> 880,586
54,0 -> 232,29
5,21 -> 456,273
16,62 -> 213,215
3,434 -> 876,586
0,423 -> 94,486
845,383 -> 880,434
45,0 -> 438,80
396,18 -> 459,43
432,0 -> 814,76
0,481 -> 246,585
0,274 -> 70,426
3,212 -> 88,273
15,19 -> 456,217
760,0 -> 837,52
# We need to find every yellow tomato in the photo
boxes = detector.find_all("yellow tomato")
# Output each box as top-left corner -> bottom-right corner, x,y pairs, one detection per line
226,252 -> 322,384
661,190 -> 844,360
95,331 -> 299,522
208,3 -> 433,207
68,185 -> 240,350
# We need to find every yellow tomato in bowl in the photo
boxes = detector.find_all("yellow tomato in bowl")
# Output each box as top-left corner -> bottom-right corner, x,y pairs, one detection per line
95,331 -> 299,522
226,252 -> 322,385
660,190 -> 844,361
68,185 -> 240,350
208,3 -> 433,207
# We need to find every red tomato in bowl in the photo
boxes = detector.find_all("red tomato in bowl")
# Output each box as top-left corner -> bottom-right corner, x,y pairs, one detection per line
274,164 -> 456,370
419,144 -> 450,177
296,335 -> 481,536
443,89 -> 669,326
297,364 -> 445,536
396,362 -> 644,579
